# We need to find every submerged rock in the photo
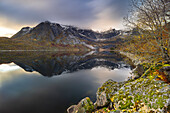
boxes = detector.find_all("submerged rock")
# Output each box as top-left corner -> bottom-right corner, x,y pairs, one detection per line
67,97 -> 94,113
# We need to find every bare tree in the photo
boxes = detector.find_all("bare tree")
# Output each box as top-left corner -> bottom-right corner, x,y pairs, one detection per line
124,0 -> 170,62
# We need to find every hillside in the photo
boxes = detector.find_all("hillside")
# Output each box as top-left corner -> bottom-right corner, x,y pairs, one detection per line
0,37 -> 89,51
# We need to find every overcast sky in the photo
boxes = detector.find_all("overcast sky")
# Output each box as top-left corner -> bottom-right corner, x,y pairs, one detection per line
0,0 -> 130,37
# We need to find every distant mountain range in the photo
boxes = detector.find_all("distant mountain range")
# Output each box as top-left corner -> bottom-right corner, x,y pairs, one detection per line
11,21 -> 122,49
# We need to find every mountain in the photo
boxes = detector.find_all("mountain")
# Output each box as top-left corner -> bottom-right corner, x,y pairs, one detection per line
11,21 -> 121,49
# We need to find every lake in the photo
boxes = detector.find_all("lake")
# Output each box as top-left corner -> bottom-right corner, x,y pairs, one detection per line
0,51 -> 133,113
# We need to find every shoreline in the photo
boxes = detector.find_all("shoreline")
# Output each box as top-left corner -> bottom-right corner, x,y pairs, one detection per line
0,49 -> 93,52
67,51 -> 170,113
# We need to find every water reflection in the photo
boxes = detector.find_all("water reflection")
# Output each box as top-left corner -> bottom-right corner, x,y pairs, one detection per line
0,63 -> 20,72
0,51 -> 133,113
0,51 -> 131,77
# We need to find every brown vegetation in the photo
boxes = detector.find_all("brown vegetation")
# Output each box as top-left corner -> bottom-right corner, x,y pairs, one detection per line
120,0 -> 170,63
0,37 -> 90,51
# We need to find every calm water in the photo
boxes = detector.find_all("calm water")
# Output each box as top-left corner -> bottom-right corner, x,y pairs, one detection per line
0,51 -> 132,113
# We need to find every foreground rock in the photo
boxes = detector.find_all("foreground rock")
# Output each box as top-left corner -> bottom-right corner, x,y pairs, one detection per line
67,97 -> 94,113
95,79 -> 124,108
110,78 -> 169,112
68,77 -> 170,113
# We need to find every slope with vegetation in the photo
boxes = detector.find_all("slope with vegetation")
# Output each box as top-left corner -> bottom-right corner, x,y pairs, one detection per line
0,37 -> 90,51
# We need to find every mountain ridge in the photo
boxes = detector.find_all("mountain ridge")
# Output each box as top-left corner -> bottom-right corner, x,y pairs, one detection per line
11,21 -> 121,49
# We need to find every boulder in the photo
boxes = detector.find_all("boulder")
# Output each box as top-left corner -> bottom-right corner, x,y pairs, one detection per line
94,92 -> 108,107
67,97 -> 94,113
95,79 -> 124,107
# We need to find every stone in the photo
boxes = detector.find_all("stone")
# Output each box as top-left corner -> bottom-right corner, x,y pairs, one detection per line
111,78 -> 170,112
95,92 -> 108,107
67,97 -> 94,113
95,79 -> 124,107
67,105 -> 78,113
68,73 -> 169,112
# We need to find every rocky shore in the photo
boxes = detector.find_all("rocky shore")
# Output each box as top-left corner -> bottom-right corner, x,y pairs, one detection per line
67,52 -> 170,113
67,77 -> 169,113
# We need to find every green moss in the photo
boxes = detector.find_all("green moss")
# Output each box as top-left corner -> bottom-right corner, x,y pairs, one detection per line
103,107 -> 107,112
107,77 -> 169,112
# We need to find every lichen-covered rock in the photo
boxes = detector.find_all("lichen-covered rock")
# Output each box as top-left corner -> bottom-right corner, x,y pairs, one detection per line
110,78 -> 170,112
67,97 -> 94,113
67,105 -> 78,113
68,71 -> 169,113
95,79 -> 125,107
94,92 -> 108,107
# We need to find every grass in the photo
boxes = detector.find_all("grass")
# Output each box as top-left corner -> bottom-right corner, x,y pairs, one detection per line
0,37 -> 90,51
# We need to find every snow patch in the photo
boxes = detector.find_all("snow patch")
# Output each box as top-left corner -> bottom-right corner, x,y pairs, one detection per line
61,24 -> 70,30
22,27 -> 32,34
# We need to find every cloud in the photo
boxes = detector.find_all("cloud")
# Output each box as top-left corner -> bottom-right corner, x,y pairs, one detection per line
0,0 -> 130,36
88,0 -> 130,30
0,0 -> 94,26
0,63 -> 20,72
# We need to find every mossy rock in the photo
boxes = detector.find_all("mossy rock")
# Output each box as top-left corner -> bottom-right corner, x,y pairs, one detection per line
68,72 -> 169,113
67,97 -> 94,113
95,79 -> 125,107
110,78 -> 170,112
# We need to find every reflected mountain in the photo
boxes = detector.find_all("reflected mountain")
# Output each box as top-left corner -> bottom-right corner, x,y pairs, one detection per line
0,51 -> 133,77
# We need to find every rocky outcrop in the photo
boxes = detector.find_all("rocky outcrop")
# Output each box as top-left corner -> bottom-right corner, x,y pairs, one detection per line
68,77 -> 170,113
110,78 -> 169,112
67,97 -> 94,113
95,79 -> 124,107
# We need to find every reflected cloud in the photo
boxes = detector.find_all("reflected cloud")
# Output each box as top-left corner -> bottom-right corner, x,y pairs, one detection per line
0,63 -> 20,72
91,67 -> 131,83
0,51 -> 131,77
0,66 -> 40,88
0,66 -> 97,113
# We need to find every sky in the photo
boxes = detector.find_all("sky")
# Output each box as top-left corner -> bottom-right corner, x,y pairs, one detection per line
0,0 -> 130,37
